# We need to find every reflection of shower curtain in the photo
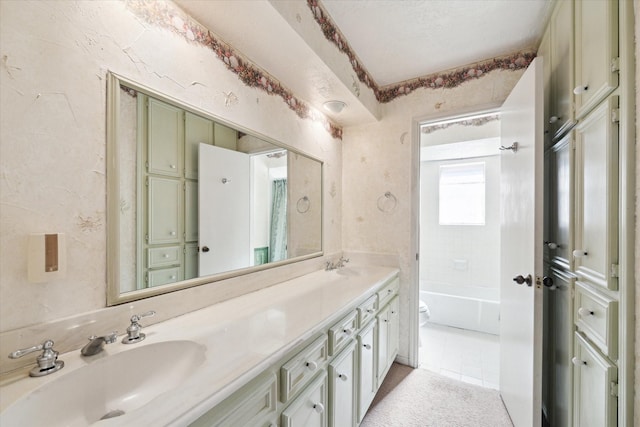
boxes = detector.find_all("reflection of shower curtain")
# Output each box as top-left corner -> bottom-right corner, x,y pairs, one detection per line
269,179 -> 287,262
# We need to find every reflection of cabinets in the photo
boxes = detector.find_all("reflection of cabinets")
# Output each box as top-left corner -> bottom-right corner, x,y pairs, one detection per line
139,96 -> 237,289
190,273 -> 400,427
541,1 -> 626,425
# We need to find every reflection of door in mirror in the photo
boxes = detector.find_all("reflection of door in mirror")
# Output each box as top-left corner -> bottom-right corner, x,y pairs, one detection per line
199,144 -> 250,276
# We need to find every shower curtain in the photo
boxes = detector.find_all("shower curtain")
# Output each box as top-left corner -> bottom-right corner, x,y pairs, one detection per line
269,179 -> 287,262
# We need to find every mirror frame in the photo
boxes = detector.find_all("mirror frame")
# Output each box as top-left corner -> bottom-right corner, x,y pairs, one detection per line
106,72 -> 324,305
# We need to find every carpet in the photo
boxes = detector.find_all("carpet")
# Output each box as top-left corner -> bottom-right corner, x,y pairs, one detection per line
360,364 -> 514,427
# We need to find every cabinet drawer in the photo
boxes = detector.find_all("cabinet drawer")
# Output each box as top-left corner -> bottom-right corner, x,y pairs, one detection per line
573,332 -> 617,427
574,282 -> 618,359
281,371 -> 327,427
190,372 -> 277,427
147,246 -> 181,268
147,266 -> 182,287
357,295 -> 378,329
377,277 -> 399,308
328,311 -> 357,356
281,335 -> 328,402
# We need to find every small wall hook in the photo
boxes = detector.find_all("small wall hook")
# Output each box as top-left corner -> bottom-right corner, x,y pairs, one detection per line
499,142 -> 518,153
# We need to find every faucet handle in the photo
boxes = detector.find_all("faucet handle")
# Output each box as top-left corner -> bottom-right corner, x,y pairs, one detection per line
130,310 -> 155,323
9,339 -> 64,377
123,310 -> 156,344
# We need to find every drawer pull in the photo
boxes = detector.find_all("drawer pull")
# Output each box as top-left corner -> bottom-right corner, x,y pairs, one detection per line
572,357 -> 587,366
387,289 -> 393,294
573,249 -> 588,258
305,361 -> 318,371
573,85 -> 589,95
163,254 -> 170,258
169,231 -> 176,236
578,307 -> 595,317
169,164 -> 177,169
342,328 -> 353,336
383,319 -> 388,323
338,373 -> 349,381
313,402 -> 325,414
366,309 -> 375,314
549,115 -> 560,124
363,343 -> 372,350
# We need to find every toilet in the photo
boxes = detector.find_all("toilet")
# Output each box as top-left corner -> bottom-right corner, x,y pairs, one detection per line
419,300 -> 430,326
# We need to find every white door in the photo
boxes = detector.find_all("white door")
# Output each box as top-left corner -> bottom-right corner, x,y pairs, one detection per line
198,143 -> 250,276
499,57 -> 544,427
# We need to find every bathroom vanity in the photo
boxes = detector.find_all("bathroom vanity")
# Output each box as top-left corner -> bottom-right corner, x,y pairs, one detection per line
0,264 -> 399,427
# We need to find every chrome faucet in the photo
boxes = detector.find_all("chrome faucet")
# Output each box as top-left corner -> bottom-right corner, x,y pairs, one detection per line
325,256 -> 350,271
337,256 -> 350,268
9,339 -> 65,377
81,332 -> 118,356
122,311 -> 156,344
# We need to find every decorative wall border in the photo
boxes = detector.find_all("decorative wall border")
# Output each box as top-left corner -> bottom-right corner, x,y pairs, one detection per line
126,0 -> 343,139
307,0 -> 536,103
421,114 -> 500,134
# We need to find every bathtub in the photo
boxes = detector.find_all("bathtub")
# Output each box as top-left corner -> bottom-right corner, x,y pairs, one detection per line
420,281 -> 500,335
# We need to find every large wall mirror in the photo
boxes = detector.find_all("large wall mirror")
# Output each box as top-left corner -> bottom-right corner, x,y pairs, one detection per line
106,73 -> 323,305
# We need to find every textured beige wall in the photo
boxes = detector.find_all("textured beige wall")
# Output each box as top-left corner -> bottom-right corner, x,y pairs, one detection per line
0,1 -> 342,332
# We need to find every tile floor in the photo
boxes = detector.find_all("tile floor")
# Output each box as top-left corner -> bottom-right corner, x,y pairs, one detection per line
418,322 -> 500,390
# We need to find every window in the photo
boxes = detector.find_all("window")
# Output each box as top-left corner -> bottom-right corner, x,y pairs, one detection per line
439,162 -> 485,225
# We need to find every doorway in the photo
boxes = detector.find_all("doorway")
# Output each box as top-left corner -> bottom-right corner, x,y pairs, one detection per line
417,112 -> 502,389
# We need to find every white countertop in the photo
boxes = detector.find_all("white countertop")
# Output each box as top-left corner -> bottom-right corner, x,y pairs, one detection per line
0,264 -> 399,426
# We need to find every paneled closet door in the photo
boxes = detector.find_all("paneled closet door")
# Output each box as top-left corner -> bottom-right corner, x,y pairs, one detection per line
185,112 -> 214,179
147,98 -> 183,177
574,0 -> 619,120
548,134 -> 574,270
549,0 -> 574,140
573,97 -> 619,290
147,176 -> 182,245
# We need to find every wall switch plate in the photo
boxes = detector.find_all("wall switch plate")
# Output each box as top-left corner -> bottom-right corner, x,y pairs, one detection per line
28,233 -> 67,283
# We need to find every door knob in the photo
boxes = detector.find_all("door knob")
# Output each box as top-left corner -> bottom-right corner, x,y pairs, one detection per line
542,276 -> 554,288
513,274 -> 532,286
201,246 -> 210,253
544,241 -> 559,250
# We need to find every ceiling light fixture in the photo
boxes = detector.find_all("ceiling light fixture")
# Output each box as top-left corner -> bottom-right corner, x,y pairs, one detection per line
323,100 -> 347,114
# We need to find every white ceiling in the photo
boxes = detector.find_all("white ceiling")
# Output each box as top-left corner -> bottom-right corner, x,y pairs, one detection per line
321,0 -> 552,86
173,0 -> 552,126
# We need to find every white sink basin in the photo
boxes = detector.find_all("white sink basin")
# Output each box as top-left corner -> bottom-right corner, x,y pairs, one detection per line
1,340 -> 206,426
